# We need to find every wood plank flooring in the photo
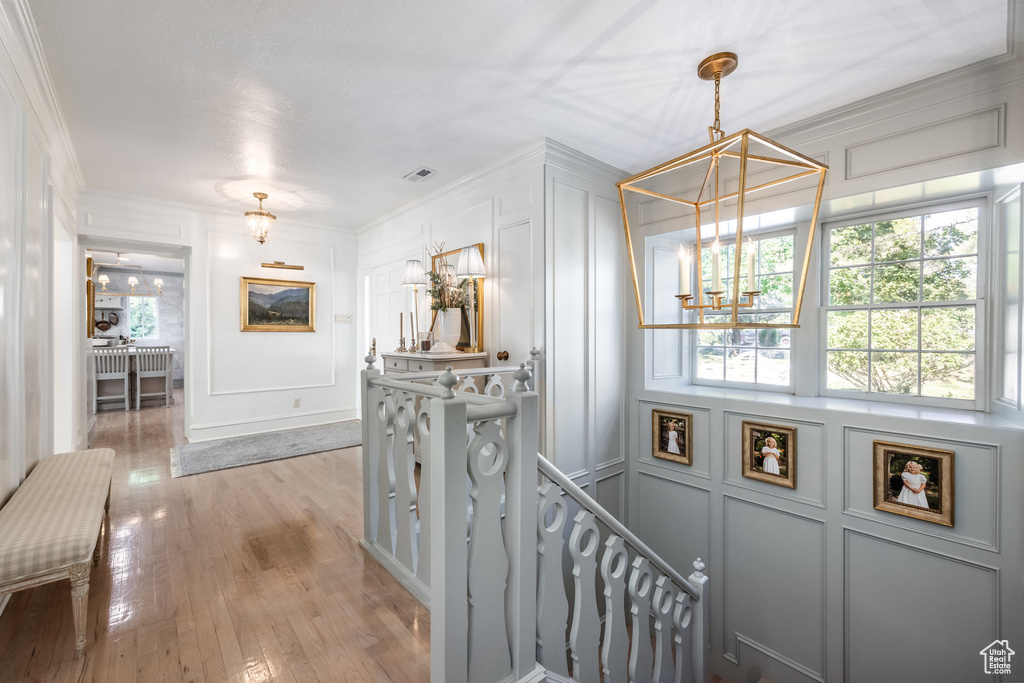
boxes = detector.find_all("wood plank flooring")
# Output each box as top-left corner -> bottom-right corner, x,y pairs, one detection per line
0,391 -> 430,682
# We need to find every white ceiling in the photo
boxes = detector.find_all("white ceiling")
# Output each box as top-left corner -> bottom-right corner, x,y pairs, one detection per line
29,0 -> 1009,231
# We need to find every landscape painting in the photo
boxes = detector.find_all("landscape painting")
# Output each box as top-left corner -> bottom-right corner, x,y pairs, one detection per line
240,277 -> 316,332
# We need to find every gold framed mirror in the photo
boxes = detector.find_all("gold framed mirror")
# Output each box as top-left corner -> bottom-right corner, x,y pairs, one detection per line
429,243 -> 484,353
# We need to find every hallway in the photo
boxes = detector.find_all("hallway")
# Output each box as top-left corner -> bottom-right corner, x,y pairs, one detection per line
0,393 -> 430,682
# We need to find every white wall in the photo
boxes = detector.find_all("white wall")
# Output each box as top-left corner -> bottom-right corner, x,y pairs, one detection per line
624,30 -> 1024,683
78,191 -> 359,442
0,0 -> 84,503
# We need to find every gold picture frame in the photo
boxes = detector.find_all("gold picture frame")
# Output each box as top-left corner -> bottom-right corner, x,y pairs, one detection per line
873,440 -> 954,527
240,276 -> 316,332
652,409 -> 693,465
741,421 -> 797,488
430,243 -> 484,353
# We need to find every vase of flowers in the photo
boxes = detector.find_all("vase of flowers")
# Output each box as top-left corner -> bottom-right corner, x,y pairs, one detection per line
427,242 -> 470,353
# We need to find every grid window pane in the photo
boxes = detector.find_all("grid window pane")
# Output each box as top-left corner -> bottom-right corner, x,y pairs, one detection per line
870,309 -> 918,350
924,208 -> 978,257
693,234 -> 793,388
827,310 -> 868,349
870,351 -> 919,395
826,203 -> 980,404
921,307 -> 976,351
826,351 -> 869,391
923,257 -> 976,301
830,224 -> 872,266
829,267 -> 871,305
873,263 -> 920,303
920,354 -> 975,399
874,216 -> 921,262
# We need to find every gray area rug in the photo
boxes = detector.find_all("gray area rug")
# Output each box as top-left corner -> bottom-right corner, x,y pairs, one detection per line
170,420 -> 362,477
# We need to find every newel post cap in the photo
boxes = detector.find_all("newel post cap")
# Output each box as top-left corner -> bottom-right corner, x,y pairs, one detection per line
512,363 -> 532,392
365,353 -> 376,370
439,366 -> 458,398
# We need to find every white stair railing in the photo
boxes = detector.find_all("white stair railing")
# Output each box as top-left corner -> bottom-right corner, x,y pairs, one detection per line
359,357 -> 708,683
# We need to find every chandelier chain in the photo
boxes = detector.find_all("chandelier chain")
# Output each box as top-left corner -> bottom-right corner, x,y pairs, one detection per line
713,72 -> 722,140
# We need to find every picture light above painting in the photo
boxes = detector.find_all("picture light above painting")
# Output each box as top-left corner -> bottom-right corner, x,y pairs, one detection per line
240,276 -> 316,332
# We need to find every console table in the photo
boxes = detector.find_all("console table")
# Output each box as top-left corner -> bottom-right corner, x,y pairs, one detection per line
380,350 -> 488,376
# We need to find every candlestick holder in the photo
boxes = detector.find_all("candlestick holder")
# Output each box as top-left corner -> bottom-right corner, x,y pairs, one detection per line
396,337 -> 407,353
406,335 -> 418,352
675,290 -> 760,312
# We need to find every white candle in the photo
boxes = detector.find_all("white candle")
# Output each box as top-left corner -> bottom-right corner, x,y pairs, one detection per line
711,239 -> 722,291
746,238 -> 756,292
678,245 -> 690,297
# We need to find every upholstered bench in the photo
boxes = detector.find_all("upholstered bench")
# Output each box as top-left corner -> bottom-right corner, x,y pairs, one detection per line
0,448 -> 115,658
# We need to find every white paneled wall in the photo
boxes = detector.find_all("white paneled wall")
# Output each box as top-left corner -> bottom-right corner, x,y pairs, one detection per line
357,140 -> 627,499
0,1 -> 83,503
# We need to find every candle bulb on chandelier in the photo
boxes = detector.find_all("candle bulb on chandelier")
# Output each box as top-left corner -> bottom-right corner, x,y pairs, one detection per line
678,245 -> 691,297
711,239 -> 722,292
746,237 -> 756,292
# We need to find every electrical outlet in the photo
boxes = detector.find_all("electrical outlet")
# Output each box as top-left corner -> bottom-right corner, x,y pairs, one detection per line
293,398 -> 301,408
335,314 -> 352,324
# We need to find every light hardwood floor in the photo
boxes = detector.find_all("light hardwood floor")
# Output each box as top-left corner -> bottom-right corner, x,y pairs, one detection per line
0,391 -> 431,682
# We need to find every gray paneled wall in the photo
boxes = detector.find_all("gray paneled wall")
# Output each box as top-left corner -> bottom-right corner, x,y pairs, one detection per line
94,269 -> 185,382
629,395 -> 1023,683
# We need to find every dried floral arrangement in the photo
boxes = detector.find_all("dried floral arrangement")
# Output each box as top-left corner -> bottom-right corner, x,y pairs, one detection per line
427,242 -> 470,312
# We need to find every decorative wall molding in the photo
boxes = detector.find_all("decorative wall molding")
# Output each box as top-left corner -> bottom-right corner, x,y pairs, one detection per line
845,105 -> 1005,180
84,209 -> 184,239
188,406 -> 357,440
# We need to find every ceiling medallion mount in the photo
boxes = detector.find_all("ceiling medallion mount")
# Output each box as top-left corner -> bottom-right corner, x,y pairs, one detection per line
696,52 -> 738,81
244,192 -> 277,245
616,51 -> 828,331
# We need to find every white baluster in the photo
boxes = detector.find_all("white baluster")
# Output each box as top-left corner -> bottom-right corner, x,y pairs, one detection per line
484,373 -> 506,398
689,558 -> 709,683
628,557 -> 654,683
376,388 -> 397,552
415,400 -> 431,586
652,576 -> 676,683
601,535 -> 629,683
672,592 -> 693,683
466,419 -> 512,682
536,482 -> 570,677
392,390 -> 417,572
360,357 -> 379,543
569,510 -> 601,682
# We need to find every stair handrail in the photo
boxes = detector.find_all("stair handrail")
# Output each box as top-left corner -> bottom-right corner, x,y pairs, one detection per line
537,453 -> 701,602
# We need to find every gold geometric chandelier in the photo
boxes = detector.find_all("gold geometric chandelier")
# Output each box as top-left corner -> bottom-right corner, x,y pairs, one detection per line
245,192 -> 276,244
617,52 -> 828,330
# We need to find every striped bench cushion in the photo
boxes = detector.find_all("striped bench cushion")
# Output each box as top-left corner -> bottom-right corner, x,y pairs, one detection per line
0,449 -> 115,584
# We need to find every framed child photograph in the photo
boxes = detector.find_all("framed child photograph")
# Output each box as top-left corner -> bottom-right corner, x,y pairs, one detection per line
652,409 -> 692,466
741,421 -> 796,488
240,276 -> 316,332
872,440 -> 954,527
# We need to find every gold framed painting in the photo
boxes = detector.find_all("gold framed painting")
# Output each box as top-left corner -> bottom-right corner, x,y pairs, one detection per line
873,440 -> 954,527
652,409 -> 692,465
240,276 -> 316,332
741,421 -> 797,488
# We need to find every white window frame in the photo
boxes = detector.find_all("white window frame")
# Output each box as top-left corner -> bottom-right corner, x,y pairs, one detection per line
819,196 -> 988,410
691,226 -> 797,393
129,296 -> 160,340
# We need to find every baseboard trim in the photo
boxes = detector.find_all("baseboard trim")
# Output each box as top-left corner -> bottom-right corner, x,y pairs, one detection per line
187,408 -> 358,442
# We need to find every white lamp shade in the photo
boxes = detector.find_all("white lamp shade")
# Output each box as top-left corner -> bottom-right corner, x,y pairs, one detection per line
401,259 -> 428,286
456,246 -> 486,278
97,274 -> 110,284
153,278 -> 164,286
127,276 -> 139,285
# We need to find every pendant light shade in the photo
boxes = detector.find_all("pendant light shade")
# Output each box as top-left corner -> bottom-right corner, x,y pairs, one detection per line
97,273 -> 110,291
617,52 -> 827,330
245,192 -> 276,244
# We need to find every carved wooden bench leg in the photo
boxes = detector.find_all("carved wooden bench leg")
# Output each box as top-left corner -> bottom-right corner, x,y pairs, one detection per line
69,562 -> 91,659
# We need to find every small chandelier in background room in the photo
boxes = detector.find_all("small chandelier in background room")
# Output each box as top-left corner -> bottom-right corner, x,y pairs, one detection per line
245,192 -> 276,244
617,52 -> 828,330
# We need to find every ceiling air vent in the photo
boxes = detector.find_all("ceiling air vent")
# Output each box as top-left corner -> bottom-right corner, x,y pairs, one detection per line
404,167 -> 436,182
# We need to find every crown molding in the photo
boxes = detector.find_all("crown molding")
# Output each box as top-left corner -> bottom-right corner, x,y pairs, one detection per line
0,0 -> 85,203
